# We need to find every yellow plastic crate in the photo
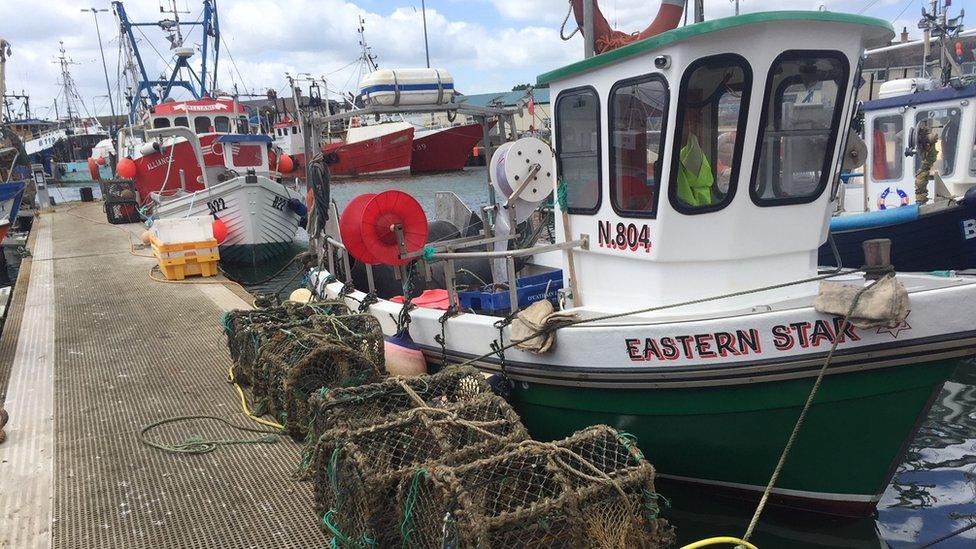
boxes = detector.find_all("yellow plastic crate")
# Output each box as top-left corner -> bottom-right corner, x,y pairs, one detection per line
150,235 -> 221,280
157,254 -> 220,280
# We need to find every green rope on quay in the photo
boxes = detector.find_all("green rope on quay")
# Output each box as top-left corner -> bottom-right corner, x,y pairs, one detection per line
556,178 -> 569,210
421,244 -> 436,261
139,415 -> 280,455
399,468 -> 429,547
322,509 -> 377,548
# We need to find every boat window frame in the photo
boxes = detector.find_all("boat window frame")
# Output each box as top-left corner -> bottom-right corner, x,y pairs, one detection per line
607,73 -> 671,219
748,49 -> 850,207
554,85 -> 603,215
869,113 -> 905,183
667,53 -> 753,216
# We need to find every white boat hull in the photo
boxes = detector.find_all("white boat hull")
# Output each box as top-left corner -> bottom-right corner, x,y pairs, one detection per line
154,175 -> 302,264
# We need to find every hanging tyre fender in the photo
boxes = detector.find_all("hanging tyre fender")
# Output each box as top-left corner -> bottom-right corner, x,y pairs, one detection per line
570,0 -> 686,53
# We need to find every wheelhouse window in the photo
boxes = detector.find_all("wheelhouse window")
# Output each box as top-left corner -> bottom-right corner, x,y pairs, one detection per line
194,116 -> 211,134
914,107 -> 961,177
871,115 -> 904,181
230,143 -> 264,167
669,55 -> 752,214
555,87 -> 601,213
153,117 -> 171,129
751,51 -> 849,205
214,116 -> 231,133
174,116 -> 189,128
609,75 -> 668,217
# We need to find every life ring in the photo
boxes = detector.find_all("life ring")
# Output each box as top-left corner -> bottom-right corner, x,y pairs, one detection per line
877,187 -> 909,210
570,0 -> 686,53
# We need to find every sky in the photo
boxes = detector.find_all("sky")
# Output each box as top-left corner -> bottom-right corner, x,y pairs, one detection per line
0,0 -> 932,121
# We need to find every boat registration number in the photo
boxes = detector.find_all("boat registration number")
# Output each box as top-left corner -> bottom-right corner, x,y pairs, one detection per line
597,220 -> 652,253
207,197 -> 227,215
271,195 -> 287,211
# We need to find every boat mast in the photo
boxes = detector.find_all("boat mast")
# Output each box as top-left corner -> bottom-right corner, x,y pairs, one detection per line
420,0 -> 430,68
918,0 -> 966,86
81,7 -> 118,137
55,42 -> 79,124
0,38 -> 9,126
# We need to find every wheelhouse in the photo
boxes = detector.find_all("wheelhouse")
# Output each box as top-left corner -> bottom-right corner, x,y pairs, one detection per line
216,134 -> 272,174
859,82 -> 976,210
539,12 -> 894,313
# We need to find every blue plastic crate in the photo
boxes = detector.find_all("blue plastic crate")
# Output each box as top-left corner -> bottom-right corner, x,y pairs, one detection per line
458,269 -> 563,312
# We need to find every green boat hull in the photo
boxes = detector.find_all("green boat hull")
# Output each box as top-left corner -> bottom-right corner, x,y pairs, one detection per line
509,359 -> 958,516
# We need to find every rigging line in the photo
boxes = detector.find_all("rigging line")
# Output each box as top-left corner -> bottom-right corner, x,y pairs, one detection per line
219,35 -> 250,95
856,0 -> 884,15
890,0 -> 918,25
135,26 -> 174,73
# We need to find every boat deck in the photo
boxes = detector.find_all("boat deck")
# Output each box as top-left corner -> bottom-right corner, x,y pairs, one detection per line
0,202 -> 326,548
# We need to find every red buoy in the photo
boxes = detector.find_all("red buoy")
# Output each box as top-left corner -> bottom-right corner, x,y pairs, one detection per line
87,158 -> 101,181
117,157 -> 137,179
339,193 -> 379,264
212,216 -> 228,243
95,156 -> 107,166
278,154 -> 295,174
359,190 -> 428,266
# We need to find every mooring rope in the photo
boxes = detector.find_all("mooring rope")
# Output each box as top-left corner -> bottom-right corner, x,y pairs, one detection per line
741,271 -> 893,542
139,415 -> 279,455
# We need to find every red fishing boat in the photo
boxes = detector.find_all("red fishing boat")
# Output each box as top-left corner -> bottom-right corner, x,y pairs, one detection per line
110,98 -> 295,204
323,123 -> 414,177
411,122 -> 486,173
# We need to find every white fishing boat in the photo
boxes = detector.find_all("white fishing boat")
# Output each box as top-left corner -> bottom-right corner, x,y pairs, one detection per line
307,8 -> 976,516
152,134 -> 304,264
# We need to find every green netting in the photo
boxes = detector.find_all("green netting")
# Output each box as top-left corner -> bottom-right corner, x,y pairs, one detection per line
305,365 -> 491,445
310,393 -> 529,547
396,425 -> 676,549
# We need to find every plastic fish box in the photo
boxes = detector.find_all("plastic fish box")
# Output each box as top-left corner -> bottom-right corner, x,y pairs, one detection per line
458,269 -> 563,312
150,235 -> 220,280
151,216 -> 214,244
156,253 -> 220,280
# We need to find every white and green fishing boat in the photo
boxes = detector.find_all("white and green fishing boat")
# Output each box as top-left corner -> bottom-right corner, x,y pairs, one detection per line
310,10 -> 976,516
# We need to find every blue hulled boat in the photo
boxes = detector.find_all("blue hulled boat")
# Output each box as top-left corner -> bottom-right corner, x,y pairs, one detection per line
820,80 -> 976,270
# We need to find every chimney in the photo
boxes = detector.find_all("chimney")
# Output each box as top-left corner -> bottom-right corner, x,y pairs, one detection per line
901,27 -> 909,43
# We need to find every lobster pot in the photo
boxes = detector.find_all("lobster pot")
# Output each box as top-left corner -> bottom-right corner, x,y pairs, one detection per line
311,394 -> 528,547
251,316 -> 386,427
396,425 -> 676,549
306,366 -> 490,443
223,302 -> 352,380
282,343 -> 383,437
359,68 -> 454,107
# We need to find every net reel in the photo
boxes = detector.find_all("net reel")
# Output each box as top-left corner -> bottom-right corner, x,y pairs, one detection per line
339,190 -> 429,267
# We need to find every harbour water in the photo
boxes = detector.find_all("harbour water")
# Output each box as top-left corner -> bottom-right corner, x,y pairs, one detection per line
239,168 -> 976,547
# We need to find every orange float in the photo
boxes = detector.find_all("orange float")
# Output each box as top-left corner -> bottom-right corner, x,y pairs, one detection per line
570,0 -> 685,53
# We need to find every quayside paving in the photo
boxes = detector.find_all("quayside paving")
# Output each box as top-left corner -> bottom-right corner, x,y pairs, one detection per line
0,202 -> 326,548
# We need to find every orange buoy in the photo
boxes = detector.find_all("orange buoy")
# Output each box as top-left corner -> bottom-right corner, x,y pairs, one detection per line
278,154 -> 295,174
87,158 -> 101,181
212,216 -> 228,243
95,156 -> 107,166
570,0 -> 685,53
117,157 -> 137,179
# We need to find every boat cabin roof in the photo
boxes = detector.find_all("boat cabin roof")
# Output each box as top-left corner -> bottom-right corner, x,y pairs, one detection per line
217,134 -> 272,144
538,11 -> 893,85
862,83 -> 976,112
